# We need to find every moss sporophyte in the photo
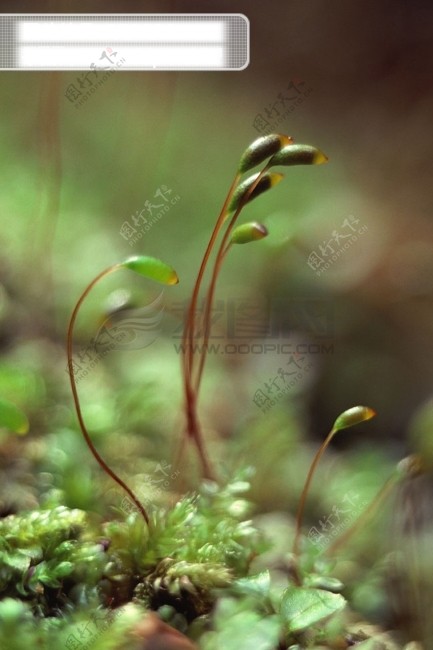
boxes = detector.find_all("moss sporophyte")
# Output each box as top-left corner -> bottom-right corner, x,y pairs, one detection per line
67,134 -> 329,513
58,135 -> 423,648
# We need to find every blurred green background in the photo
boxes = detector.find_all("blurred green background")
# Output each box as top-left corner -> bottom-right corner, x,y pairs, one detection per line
0,0 -> 432,542
0,1 -> 432,639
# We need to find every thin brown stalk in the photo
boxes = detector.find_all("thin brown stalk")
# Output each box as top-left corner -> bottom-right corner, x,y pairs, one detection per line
194,163 -> 271,393
67,264 -> 150,526
180,172 -> 241,478
292,428 -> 337,558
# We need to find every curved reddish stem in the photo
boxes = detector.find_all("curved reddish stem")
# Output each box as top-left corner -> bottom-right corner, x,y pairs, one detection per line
194,163 -> 271,393
67,264 -> 150,526
180,172 -> 241,478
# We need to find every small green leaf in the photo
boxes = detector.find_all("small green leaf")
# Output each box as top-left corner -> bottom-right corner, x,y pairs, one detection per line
228,172 -> 284,213
280,587 -> 346,633
269,144 -> 328,167
230,222 -> 268,245
0,398 -> 29,435
212,603 -> 281,650
306,575 -> 344,592
233,571 -> 271,599
238,134 -> 293,173
122,256 -> 179,285
53,561 -> 74,579
332,406 -> 376,432
1,553 -> 31,573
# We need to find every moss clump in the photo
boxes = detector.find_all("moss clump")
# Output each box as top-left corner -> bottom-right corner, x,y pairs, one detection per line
0,472 -> 262,639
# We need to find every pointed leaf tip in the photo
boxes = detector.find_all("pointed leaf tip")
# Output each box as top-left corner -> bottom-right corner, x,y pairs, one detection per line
280,587 -> 346,633
230,222 -> 268,245
122,256 -> 179,285
333,406 -> 376,432
314,150 -> 328,164
238,133 -> 293,173
269,143 -> 328,167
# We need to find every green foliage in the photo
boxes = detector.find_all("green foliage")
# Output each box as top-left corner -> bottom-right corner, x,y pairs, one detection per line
0,364 -> 43,420
0,597 -> 146,650
0,133 -> 414,649
279,587 -> 346,634
121,255 -> 179,285
144,474 -> 259,572
200,570 -> 348,648
0,506 -> 105,608
0,470 -> 374,648
103,471 -> 263,619
0,599 -> 48,650
201,597 -> 281,650
0,463 -> 409,648
0,398 -> 29,434
0,473 -> 262,625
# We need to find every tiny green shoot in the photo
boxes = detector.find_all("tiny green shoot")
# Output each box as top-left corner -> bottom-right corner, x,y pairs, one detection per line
292,406 -> 376,561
